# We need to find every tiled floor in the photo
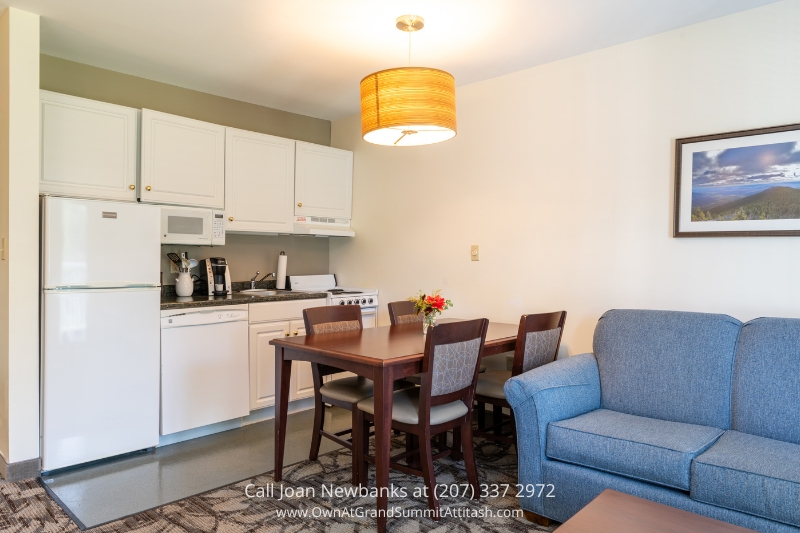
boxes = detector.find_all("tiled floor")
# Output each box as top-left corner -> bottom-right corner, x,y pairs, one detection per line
41,407 -> 352,529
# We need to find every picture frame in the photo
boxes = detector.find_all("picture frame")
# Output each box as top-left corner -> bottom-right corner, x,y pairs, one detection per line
674,123 -> 800,237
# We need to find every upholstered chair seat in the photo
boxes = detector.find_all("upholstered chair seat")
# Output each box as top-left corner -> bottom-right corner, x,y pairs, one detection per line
320,376 -> 375,403
358,387 -> 469,425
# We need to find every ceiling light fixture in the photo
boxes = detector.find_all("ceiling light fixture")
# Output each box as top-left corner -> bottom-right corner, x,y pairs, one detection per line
360,15 -> 457,147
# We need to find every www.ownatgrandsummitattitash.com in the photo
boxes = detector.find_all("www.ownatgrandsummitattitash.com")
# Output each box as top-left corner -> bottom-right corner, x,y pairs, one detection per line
244,481 -> 555,520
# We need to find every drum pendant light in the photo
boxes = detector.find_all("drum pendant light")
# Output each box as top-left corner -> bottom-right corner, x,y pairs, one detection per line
360,15 -> 457,146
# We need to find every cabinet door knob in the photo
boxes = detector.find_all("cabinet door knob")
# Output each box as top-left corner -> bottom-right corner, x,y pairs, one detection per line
284,332 -> 290,337
146,186 -> 152,191
293,331 -> 299,336
229,216 -> 234,221
129,184 -> 135,190
297,202 -> 302,207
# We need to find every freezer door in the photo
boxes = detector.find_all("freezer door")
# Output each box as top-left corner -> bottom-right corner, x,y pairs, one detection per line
42,288 -> 160,471
43,196 -> 161,288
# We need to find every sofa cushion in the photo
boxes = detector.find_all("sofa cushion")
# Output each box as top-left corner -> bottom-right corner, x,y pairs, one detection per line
593,309 -> 741,428
546,409 -> 723,490
732,317 -> 800,445
691,430 -> 800,527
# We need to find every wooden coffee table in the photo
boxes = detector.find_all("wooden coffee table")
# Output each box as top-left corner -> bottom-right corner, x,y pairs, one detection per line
557,490 -> 756,533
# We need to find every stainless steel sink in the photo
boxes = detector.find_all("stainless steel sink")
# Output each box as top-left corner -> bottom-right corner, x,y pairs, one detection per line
238,289 -> 278,296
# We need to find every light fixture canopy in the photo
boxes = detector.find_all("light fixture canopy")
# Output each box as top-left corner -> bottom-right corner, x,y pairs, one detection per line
360,15 -> 457,147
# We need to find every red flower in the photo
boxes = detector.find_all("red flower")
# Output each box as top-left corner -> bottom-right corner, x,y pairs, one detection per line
426,295 -> 445,311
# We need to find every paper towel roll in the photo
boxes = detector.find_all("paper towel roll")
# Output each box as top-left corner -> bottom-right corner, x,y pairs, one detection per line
276,252 -> 287,289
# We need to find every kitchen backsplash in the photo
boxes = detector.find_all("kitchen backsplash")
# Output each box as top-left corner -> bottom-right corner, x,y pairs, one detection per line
160,233 -> 329,287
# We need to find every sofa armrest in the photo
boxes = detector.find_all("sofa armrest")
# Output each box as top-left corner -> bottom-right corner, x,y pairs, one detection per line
504,353 -> 601,514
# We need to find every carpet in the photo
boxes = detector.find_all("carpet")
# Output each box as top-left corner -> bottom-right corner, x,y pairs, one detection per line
0,436 -> 558,532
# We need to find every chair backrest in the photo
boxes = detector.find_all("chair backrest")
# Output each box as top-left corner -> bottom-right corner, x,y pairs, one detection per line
303,305 -> 363,334
418,319 -> 489,420
732,317 -> 800,445
511,311 -> 566,376
593,309 -> 741,428
388,300 -> 423,325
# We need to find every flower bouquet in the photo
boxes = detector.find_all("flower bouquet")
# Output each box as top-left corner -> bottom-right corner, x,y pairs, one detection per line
409,290 -> 453,334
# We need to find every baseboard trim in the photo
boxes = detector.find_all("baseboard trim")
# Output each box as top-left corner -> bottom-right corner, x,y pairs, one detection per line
0,455 -> 41,481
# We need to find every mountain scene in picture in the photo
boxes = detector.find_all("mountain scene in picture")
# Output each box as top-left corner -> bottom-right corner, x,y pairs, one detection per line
691,141 -> 800,221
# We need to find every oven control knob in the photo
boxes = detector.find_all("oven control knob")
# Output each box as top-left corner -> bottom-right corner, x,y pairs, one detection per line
368,298 -> 373,304
338,301 -> 345,305
361,298 -> 367,304
347,300 -> 352,305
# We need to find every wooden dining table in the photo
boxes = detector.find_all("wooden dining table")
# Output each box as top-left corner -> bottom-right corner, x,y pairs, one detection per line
270,319 -> 519,533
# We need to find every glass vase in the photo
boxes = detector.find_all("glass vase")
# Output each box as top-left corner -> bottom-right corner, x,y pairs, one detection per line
422,313 -> 437,335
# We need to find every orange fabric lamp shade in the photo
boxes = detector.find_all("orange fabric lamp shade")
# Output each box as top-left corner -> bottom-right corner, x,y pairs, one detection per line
360,67 -> 457,146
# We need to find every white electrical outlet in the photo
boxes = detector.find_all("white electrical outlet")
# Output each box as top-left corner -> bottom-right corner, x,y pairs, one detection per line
170,261 -> 179,274
471,245 -> 479,261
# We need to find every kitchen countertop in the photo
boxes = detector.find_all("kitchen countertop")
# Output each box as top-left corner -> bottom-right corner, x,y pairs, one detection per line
160,291 -> 327,310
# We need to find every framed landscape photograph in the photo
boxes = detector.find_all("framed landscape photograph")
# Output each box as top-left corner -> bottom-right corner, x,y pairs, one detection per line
674,123 -> 800,237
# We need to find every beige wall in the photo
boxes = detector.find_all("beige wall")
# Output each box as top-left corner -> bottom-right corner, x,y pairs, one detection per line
330,1 -> 800,357
41,54 -> 330,146
160,234 -> 330,287
0,7 -> 40,464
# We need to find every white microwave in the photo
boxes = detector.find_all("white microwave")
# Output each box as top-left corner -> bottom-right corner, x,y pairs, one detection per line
160,206 -> 225,246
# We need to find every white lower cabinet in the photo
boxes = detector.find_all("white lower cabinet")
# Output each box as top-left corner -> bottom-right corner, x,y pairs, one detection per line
248,299 -> 326,411
248,320 -> 289,410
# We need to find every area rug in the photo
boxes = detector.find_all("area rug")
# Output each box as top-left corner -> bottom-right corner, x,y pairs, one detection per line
0,436 -> 558,532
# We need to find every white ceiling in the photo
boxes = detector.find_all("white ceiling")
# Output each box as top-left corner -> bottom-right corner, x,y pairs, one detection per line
0,0 -> 782,120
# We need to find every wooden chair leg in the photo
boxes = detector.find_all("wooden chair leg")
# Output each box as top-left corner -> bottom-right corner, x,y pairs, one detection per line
523,510 -> 551,526
309,392 -> 325,461
356,409 -> 370,486
477,401 -> 486,430
460,419 -> 479,499
418,429 -> 439,519
493,405 -> 503,436
350,406 -> 359,485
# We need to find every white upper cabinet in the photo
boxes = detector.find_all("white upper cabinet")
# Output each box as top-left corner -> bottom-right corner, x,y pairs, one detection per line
40,91 -> 139,202
295,142 -> 353,219
225,128 -> 295,234
140,109 -> 225,209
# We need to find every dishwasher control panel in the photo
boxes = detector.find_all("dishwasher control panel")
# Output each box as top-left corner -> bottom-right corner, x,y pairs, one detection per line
161,305 -> 249,328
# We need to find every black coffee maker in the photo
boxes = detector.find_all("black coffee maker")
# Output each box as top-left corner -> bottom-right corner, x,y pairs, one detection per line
199,258 -> 232,296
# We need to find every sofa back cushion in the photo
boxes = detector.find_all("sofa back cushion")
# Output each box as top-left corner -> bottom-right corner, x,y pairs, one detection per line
732,317 -> 800,445
593,309 -> 741,428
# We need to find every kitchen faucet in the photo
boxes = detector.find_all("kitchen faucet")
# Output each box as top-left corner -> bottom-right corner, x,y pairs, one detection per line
250,271 -> 276,289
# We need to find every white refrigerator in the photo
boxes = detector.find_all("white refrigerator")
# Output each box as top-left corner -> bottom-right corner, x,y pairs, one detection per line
41,196 -> 161,471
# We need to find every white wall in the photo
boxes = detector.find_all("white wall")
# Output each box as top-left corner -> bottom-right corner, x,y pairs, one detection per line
330,0 -> 800,356
0,7 -> 40,464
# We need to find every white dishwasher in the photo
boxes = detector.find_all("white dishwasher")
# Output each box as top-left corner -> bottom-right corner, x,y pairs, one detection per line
160,304 -> 249,435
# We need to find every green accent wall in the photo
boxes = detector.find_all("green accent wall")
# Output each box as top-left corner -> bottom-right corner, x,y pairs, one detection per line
40,54 -> 330,145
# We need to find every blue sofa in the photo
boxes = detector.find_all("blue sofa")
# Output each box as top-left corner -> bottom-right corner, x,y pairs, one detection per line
505,310 -> 800,533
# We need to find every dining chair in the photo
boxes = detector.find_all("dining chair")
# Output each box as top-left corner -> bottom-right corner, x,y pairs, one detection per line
354,318 -> 489,517
304,305 -> 412,482
387,301 -> 488,382
474,311 -> 566,446
304,305 -> 368,465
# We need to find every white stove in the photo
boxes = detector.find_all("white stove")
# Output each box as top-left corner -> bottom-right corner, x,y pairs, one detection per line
288,274 -> 379,327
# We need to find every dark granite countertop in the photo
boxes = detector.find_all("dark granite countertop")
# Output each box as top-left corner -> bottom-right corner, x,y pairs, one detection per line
161,291 -> 327,310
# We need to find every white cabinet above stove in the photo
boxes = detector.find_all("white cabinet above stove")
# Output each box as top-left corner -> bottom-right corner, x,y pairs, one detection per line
295,142 -> 353,220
